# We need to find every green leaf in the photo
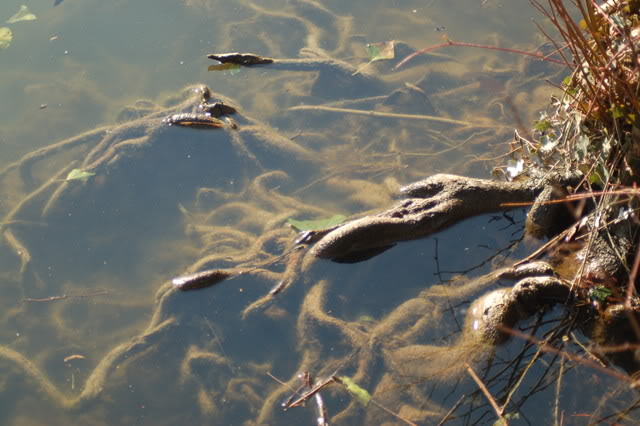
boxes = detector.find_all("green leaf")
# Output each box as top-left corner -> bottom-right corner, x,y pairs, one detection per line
287,215 -> 346,232
577,163 -> 590,177
366,40 -> 395,62
534,120 -> 552,132
611,105 -> 625,119
587,170 -> 603,186
66,169 -> 95,182
208,63 -> 242,74
627,113 -> 637,125
358,314 -> 375,323
6,5 -> 37,24
339,376 -> 371,406
590,285 -> 612,303
0,27 -> 11,49
492,413 -> 520,426
353,40 -> 395,76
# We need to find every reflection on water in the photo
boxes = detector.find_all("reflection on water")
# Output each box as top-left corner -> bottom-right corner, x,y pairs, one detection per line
0,0 -> 634,424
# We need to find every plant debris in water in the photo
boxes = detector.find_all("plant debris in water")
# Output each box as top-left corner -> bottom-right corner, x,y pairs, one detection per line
0,27 -> 12,49
2,0 -> 640,425
338,376 -> 371,406
65,169 -> 95,182
207,62 -> 242,73
6,5 -> 37,24
287,215 -> 346,232
207,52 -> 274,66
353,40 -> 395,75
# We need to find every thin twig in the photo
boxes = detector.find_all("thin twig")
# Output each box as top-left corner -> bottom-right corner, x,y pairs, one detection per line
502,327 -> 635,384
554,358 -> 565,426
288,105 -> 481,127
436,393 -> 466,426
23,291 -> 109,303
465,363 -> 506,422
284,376 -> 336,410
395,39 -> 566,69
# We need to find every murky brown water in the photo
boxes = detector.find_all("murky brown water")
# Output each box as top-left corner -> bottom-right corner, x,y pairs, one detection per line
0,1 -> 635,425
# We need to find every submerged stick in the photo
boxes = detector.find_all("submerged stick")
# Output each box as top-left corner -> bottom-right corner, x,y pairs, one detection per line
284,376 -> 336,410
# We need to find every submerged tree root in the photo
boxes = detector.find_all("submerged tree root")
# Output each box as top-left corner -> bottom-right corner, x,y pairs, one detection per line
1,0 -> 637,418
0,284 -> 180,410
306,173 -> 553,262
274,170 -> 639,423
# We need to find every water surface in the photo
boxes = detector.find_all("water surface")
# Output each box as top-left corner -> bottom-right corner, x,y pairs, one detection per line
1,1 -> 630,425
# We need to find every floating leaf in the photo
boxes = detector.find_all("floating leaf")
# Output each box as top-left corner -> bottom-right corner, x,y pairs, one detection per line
207,63 -> 242,75
6,5 -> 37,24
339,376 -> 371,406
353,40 -> 395,75
357,314 -> 376,325
66,169 -> 95,182
287,215 -> 346,232
366,40 -> 395,62
208,63 -> 242,74
0,27 -> 11,49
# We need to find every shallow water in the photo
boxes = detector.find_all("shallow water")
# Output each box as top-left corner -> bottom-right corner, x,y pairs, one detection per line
0,1 -> 635,425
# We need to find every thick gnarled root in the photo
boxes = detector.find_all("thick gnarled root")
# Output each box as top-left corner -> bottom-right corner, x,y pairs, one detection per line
308,174 -> 543,262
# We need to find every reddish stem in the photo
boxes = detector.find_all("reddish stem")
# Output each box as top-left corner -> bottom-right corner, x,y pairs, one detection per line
394,40 -> 567,70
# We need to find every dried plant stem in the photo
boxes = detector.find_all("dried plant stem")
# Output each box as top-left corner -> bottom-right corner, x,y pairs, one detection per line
287,105 -> 479,126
